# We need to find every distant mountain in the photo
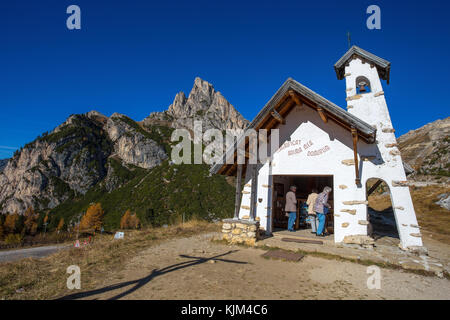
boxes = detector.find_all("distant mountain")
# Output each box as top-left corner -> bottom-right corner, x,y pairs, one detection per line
0,78 -> 246,229
143,77 -> 249,132
0,159 -> 8,173
397,117 -> 450,180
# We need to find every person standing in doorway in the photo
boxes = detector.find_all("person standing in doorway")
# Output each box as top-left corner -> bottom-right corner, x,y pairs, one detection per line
306,188 -> 319,233
314,186 -> 332,237
285,185 -> 297,232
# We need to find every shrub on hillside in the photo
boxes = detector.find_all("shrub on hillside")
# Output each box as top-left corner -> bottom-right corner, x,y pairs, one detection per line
120,210 -> 140,229
4,233 -> 23,245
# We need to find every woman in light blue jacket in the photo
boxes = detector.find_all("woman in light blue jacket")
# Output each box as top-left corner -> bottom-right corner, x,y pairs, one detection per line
314,186 -> 332,237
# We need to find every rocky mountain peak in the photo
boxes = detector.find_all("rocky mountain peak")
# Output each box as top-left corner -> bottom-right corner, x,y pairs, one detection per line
148,77 -> 249,132
189,77 -> 215,104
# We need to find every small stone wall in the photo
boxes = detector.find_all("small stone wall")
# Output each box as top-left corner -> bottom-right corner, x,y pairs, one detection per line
222,219 -> 260,246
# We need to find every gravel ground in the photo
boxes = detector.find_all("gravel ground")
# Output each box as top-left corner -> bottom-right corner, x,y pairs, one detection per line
59,233 -> 450,300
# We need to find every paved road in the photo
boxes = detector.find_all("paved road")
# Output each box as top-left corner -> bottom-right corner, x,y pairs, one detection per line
0,244 -> 70,263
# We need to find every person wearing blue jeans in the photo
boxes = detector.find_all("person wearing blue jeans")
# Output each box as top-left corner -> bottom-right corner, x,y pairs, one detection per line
316,212 -> 326,235
308,215 -> 319,233
288,212 -> 296,231
314,186 -> 332,237
285,185 -> 297,232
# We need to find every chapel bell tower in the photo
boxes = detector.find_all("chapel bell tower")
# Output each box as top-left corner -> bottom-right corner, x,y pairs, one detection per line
334,45 -> 392,129
334,46 -> 424,249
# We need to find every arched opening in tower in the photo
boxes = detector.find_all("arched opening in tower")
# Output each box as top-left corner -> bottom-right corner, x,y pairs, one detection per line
366,178 -> 400,245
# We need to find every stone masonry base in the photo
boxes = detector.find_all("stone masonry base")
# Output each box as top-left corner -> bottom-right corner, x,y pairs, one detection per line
222,218 -> 260,246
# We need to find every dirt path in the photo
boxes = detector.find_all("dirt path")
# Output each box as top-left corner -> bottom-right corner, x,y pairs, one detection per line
60,233 -> 450,300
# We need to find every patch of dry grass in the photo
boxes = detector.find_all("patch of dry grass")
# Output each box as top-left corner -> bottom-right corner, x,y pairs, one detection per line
0,219 -> 219,300
369,185 -> 450,244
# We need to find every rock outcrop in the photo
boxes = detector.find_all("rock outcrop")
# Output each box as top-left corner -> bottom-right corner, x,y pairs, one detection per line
0,113 -> 112,214
106,113 -> 167,169
397,117 -> 450,181
436,193 -> 450,211
143,77 -> 249,132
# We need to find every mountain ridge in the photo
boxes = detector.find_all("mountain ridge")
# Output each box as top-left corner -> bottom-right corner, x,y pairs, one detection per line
397,117 -> 450,181
0,78 -> 246,219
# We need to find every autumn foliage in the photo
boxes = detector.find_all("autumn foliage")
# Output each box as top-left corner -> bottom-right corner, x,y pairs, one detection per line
80,203 -> 104,231
120,210 -> 140,229
24,207 -> 38,235
56,218 -> 65,232
3,212 -> 19,234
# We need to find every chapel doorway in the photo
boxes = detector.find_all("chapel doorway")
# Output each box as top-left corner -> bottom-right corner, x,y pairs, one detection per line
271,175 -> 334,235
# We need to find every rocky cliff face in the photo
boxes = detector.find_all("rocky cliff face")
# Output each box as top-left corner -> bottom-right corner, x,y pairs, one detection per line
397,117 -> 450,180
0,113 -> 112,214
143,77 -> 249,132
106,113 -> 167,169
0,111 -> 168,214
0,78 -> 246,215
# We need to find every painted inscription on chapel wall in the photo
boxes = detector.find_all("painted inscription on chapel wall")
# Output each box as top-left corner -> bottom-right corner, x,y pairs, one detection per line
276,139 -> 330,157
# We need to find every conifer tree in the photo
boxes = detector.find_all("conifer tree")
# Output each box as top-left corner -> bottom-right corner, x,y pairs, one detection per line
80,203 -> 104,231
56,218 -> 65,232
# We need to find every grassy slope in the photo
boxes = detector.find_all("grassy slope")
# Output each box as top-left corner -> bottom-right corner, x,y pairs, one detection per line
43,116 -> 235,230
50,159 -> 235,230
369,185 -> 450,244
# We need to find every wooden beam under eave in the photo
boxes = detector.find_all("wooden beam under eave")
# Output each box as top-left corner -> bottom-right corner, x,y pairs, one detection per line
225,163 -> 237,176
217,163 -> 229,175
288,90 -> 302,107
317,107 -> 328,123
270,110 -> 286,124
351,127 -> 361,186
265,99 -> 295,133
255,93 -> 290,131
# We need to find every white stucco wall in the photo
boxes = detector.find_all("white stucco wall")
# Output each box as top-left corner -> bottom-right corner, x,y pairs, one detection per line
237,56 -> 423,249
344,57 -> 423,248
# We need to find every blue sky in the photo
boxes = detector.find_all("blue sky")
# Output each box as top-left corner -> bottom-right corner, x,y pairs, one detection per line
1,0 -> 449,158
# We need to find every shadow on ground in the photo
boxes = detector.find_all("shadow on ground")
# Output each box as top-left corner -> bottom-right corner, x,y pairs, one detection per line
58,250 -> 247,300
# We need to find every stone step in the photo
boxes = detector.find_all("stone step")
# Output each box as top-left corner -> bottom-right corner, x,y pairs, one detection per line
272,231 -> 334,245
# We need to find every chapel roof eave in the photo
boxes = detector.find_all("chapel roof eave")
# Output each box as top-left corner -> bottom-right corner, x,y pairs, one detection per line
334,45 -> 391,84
